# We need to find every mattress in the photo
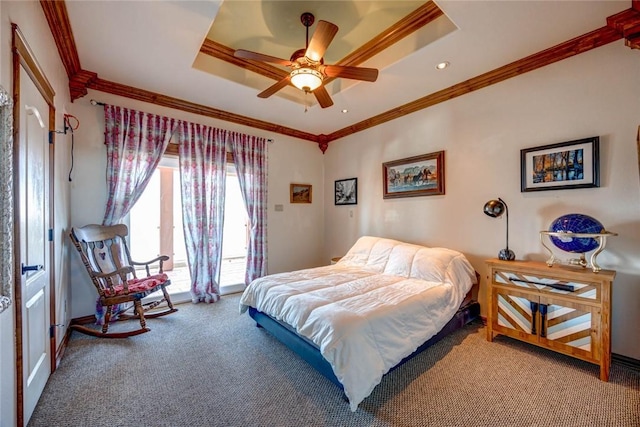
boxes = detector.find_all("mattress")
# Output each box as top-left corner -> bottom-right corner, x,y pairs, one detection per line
239,236 -> 477,410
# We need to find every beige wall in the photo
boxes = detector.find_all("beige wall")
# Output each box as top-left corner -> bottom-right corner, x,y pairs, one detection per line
67,92 -> 326,318
0,1 -> 72,426
323,42 -> 640,359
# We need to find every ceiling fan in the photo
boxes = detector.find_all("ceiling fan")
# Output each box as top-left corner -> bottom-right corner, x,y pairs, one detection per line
234,12 -> 379,109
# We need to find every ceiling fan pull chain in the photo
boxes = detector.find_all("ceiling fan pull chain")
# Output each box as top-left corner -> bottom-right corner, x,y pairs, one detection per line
304,92 -> 309,113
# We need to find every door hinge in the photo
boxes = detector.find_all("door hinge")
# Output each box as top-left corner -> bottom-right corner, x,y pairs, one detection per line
48,130 -> 54,145
48,228 -> 53,242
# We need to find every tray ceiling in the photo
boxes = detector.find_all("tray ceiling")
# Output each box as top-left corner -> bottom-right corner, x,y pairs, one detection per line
50,0 -> 636,147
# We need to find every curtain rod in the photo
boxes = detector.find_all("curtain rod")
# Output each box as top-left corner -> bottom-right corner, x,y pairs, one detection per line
88,99 -> 274,142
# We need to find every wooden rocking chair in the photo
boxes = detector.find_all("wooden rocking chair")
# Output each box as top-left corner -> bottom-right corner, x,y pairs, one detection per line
69,223 -> 178,338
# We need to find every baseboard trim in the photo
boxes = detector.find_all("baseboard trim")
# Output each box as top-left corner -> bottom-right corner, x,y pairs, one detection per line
221,283 -> 246,295
612,353 -> 640,373
479,317 -> 638,372
70,314 -> 96,326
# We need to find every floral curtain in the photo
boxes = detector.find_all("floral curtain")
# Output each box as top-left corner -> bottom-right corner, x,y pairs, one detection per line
97,105 -> 176,324
99,103 -> 267,305
102,105 -> 177,225
178,123 -> 227,303
228,132 -> 268,284
0,85 -> 13,314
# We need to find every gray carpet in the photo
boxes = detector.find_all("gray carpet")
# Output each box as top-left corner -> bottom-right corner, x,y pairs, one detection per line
29,294 -> 639,427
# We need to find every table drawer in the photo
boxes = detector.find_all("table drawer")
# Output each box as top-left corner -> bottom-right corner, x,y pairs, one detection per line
492,268 -> 600,302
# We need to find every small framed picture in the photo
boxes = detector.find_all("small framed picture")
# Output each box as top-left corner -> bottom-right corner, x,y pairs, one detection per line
382,151 -> 445,199
521,136 -> 599,192
335,178 -> 357,205
290,183 -> 312,203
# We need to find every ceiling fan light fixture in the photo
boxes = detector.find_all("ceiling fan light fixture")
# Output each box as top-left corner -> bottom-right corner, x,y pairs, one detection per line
290,67 -> 323,92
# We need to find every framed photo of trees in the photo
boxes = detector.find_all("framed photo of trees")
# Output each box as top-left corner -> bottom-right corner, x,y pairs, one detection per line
521,137 -> 599,192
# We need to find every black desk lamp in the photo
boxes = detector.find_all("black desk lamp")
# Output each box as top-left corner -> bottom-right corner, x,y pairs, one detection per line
483,198 -> 516,261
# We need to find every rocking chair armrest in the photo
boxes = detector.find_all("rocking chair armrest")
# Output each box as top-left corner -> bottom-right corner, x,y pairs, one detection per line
131,255 -> 169,266
131,255 -> 170,275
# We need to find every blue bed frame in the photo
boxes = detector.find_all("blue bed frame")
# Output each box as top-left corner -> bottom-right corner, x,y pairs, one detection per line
248,295 -> 480,390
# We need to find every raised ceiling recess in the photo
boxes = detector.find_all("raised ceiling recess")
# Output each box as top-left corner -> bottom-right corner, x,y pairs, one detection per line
234,12 -> 379,108
193,0 -> 456,107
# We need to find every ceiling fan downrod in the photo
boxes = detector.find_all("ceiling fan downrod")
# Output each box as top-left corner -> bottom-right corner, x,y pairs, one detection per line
300,12 -> 315,49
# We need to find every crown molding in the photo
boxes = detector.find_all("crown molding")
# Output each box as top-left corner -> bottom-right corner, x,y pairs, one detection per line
324,25 -> 622,143
40,0 -> 81,77
607,6 -> 640,49
41,1 -> 632,152
333,1 -> 443,68
199,39 -> 289,82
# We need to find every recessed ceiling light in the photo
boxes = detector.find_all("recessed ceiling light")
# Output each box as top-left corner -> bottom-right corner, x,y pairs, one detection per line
341,109 -> 348,113
435,61 -> 450,70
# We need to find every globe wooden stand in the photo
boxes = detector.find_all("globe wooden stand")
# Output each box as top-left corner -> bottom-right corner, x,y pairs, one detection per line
539,231 -> 617,273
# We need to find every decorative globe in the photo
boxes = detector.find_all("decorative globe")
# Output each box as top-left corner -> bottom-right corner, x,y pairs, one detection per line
549,214 -> 604,253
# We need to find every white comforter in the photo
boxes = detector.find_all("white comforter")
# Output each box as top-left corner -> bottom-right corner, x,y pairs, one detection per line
239,236 -> 477,411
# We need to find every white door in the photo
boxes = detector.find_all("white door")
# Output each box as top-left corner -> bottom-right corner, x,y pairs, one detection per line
19,65 -> 51,423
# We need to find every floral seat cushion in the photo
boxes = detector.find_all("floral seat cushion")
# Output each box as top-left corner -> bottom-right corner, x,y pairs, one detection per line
104,273 -> 169,296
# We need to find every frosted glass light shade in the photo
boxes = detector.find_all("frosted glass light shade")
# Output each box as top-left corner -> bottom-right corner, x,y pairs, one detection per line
290,68 -> 323,92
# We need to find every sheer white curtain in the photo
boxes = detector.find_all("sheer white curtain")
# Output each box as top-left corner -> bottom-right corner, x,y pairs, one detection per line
178,123 -> 227,303
228,132 -> 268,284
102,105 -> 176,225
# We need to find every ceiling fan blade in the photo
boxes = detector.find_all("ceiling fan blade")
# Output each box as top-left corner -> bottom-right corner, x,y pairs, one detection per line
234,49 -> 292,67
258,75 -> 291,98
323,65 -> 379,82
305,20 -> 339,63
313,86 -> 334,108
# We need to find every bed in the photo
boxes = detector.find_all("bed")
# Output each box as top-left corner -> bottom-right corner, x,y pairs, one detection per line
239,236 -> 480,411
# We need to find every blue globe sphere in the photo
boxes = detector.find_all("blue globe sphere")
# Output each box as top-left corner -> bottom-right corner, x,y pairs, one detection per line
549,214 -> 604,253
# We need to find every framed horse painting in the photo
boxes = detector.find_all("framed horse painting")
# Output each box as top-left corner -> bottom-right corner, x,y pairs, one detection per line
382,151 -> 445,199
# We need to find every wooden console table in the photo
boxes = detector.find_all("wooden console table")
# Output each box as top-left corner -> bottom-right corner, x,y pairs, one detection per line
485,259 -> 615,381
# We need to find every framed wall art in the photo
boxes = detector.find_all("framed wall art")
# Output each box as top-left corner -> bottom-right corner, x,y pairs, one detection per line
382,151 -> 445,199
335,178 -> 357,205
290,183 -> 312,203
521,136 -> 599,192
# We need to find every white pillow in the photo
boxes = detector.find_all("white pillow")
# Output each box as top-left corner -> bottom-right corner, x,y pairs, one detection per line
410,247 -> 477,295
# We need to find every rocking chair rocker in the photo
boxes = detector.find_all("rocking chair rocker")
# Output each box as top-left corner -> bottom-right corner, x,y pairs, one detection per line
70,223 -> 178,338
